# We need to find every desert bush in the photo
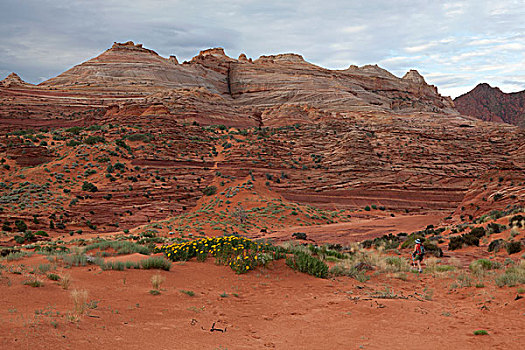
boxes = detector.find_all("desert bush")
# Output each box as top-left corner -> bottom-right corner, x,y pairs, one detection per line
423,241 -> 443,257
100,261 -> 126,271
13,235 -> 26,244
506,241 -> 523,255
494,260 -> 525,287
473,330 -> 489,336
202,186 -> 217,196
23,277 -> 43,287
470,226 -> 486,238
361,233 -> 400,250
329,260 -> 369,282
139,257 -> 171,271
2,251 -> 33,261
509,214 -> 524,228
61,253 -> 88,267
84,136 -> 105,145
81,182 -> 98,192
448,233 -> 479,250
14,220 -> 27,232
469,259 -> 500,277
292,232 -> 307,240
126,133 -> 152,142
486,222 -> 505,234
455,272 -> 472,288
425,257 -> 456,274
47,273 -> 60,281
2,221 -> 12,232
307,244 -> 348,260
286,250 -> 328,278
488,239 -> 505,253
83,240 -> 150,255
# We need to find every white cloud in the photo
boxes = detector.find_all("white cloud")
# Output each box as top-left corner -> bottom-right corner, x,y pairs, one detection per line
341,25 -> 367,34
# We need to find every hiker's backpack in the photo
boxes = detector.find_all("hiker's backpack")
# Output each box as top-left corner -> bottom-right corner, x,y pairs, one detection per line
419,244 -> 425,256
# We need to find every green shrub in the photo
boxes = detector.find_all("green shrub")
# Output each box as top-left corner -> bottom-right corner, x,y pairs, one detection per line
470,227 -> 486,238
125,133 -> 152,142
329,262 -> 369,282
2,221 -> 12,232
47,273 -> 60,281
488,239 -> 505,252
140,257 -> 171,271
66,140 -> 81,147
473,330 -> 488,336
469,259 -> 500,273
83,240 -> 150,255
82,181 -> 98,192
61,253 -> 88,267
202,186 -> 217,196
100,261 -> 127,271
494,261 -> 525,287
180,289 -> 195,296
23,277 -> 43,287
448,233 -> 479,251
509,215 -> 524,228
506,241 -> 523,255
286,251 -> 328,278
84,136 -> 105,145
15,220 -> 27,232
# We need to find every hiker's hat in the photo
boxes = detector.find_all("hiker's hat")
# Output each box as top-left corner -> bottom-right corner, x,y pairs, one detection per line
415,239 -> 421,244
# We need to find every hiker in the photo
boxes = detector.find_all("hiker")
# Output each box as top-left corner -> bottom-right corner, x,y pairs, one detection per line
412,239 -> 424,273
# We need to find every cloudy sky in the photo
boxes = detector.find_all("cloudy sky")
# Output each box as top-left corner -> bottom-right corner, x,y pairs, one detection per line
0,0 -> 523,97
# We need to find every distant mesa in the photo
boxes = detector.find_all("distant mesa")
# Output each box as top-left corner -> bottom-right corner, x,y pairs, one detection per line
255,53 -> 306,64
454,83 -> 525,127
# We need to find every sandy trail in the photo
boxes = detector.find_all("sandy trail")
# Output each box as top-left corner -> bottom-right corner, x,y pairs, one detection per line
254,213 -> 444,244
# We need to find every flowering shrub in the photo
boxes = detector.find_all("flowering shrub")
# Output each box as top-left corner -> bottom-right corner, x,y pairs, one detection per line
156,235 -> 285,274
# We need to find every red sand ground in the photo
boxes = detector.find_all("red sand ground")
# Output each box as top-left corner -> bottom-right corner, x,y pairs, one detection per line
1,248 -> 524,349
1,204 -> 524,349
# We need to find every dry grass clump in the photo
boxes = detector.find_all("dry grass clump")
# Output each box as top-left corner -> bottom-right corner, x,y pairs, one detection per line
60,273 -> 71,290
151,273 -> 166,292
495,259 -> 525,287
69,289 -> 89,322
329,245 -> 411,282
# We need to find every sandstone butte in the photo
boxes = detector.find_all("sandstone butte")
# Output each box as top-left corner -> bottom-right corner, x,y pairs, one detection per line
455,82 -> 525,128
0,40 -> 523,234
0,41 -> 525,350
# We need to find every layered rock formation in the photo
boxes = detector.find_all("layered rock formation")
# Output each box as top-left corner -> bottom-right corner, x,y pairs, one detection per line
454,83 -> 525,128
0,41 -> 457,129
0,42 -> 523,233
0,73 -> 32,88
